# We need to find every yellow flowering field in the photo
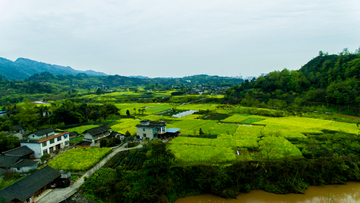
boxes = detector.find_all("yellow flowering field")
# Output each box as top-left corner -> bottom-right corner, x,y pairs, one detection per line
48,148 -> 112,172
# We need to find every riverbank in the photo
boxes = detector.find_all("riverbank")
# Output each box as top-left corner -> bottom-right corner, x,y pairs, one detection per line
175,182 -> 360,203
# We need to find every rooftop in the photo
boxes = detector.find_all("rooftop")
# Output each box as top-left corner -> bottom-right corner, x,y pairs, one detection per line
0,166 -> 60,202
11,159 -> 38,168
21,131 -> 70,144
28,128 -> 55,136
2,146 -> 34,157
83,125 -> 111,136
0,155 -> 20,168
136,121 -> 166,128
166,128 -> 181,133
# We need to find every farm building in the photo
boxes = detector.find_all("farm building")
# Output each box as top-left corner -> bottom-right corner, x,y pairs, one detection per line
0,166 -> 61,203
21,131 -> 70,158
83,125 -> 111,147
136,120 -> 166,140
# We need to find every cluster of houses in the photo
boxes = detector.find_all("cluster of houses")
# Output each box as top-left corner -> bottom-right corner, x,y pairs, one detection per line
0,119 -> 180,202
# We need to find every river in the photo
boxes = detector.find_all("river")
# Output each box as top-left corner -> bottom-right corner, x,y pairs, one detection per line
175,182 -> 360,203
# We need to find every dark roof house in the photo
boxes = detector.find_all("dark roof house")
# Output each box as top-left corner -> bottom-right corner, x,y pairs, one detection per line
28,128 -> 55,137
2,146 -> 34,158
83,125 -> 111,147
0,156 -> 20,168
0,166 -> 61,203
83,125 -> 111,137
11,159 -> 38,169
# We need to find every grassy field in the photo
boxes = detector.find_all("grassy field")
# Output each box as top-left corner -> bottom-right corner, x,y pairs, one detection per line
115,103 -> 172,116
111,119 -> 140,135
66,125 -> 100,134
167,120 -> 238,135
48,148 -> 112,172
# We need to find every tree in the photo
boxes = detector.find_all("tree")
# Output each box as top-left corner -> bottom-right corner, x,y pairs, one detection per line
96,88 -> 103,95
15,99 -> 39,132
142,139 -> 175,202
125,131 -> 131,137
126,110 -> 130,116
0,132 -> 20,153
40,153 -> 51,163
199,128 -> 204,136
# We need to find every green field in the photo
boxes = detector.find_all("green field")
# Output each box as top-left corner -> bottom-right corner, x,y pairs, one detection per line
66,125 -> 100,134
48,148 -> 112,171
166,111 -> 359,165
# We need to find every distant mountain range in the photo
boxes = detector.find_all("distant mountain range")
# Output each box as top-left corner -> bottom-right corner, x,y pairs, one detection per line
0,57 -> 107,80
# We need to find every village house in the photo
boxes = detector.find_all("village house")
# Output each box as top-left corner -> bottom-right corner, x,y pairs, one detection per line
0,166 -> 61,203
20,129 -> 70,158
136,120 -> 166,140
83,125 -> 111,147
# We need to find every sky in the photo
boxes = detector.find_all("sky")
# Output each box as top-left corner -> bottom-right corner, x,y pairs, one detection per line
0,0 -> 359,78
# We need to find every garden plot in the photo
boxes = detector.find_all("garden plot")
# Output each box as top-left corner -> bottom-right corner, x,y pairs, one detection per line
111,119 -> 140,135
167,120 -> 238,136
48,148 -> 112,172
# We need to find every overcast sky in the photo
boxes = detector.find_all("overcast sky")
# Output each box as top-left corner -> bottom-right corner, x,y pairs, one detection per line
0,0 -> 359,78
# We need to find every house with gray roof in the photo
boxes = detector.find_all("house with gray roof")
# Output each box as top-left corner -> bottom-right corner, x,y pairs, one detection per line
2,146 -> 34,159
0,166 -> 61,203
83,125 -> 111,147
136,120 -> 166,140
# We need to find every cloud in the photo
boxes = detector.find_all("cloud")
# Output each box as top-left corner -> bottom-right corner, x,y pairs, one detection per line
0,0 -> 359,77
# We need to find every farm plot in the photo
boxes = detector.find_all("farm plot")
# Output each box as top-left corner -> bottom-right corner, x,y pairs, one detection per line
258,136 -> 303,159
234,125 -> 264,137
115,103 -> 172,115
106,147 -> 149,171
66,125 -> 99,135
168,144 -> 236,164
48,148 -> 112,172
221,114 -> 249,123
254,116 -> 358,135
167,120 -> 238,136
111,119 -> 140,135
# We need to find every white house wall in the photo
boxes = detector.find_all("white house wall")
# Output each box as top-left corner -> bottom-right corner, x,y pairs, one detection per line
10,164 -> 38,173
21,133 -> 70,158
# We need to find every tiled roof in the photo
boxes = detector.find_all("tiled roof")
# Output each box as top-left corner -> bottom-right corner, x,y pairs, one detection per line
136,121 -> 166,128
0,166 -> 60,202
0,156 -> 20,168
2,146 -> 34,157
28,128 -> 55,136
83,125 -> 110,136
11,159 -> 38,168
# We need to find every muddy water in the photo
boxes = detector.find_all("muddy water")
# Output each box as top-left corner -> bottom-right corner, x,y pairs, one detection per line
175,182 -> 360,203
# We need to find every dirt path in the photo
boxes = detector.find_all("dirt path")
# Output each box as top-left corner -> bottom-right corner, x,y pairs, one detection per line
36,144 -> 143,203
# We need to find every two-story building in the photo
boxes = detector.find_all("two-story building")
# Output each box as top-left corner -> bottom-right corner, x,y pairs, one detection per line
21,129 -> 70,158
136,120 -> 166,140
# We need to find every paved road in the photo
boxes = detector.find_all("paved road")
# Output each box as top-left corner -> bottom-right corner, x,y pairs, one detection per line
37,144 -> 143,203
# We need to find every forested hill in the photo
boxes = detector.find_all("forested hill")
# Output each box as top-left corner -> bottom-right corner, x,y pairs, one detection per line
24,72 -> 243,88
0,57 -> 107,80
224,48 -> 360,113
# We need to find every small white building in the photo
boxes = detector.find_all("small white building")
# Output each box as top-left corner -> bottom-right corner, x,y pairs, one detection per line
21,130 -> 70,158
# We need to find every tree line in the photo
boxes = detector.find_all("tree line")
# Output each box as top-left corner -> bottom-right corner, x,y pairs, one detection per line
224,47 -> 360,114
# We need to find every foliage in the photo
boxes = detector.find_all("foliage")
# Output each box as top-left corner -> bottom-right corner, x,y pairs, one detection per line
40,153 -> 51,163
224,48 -> 360,115
0,131 -> 20,153
48,148 -> 112,171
